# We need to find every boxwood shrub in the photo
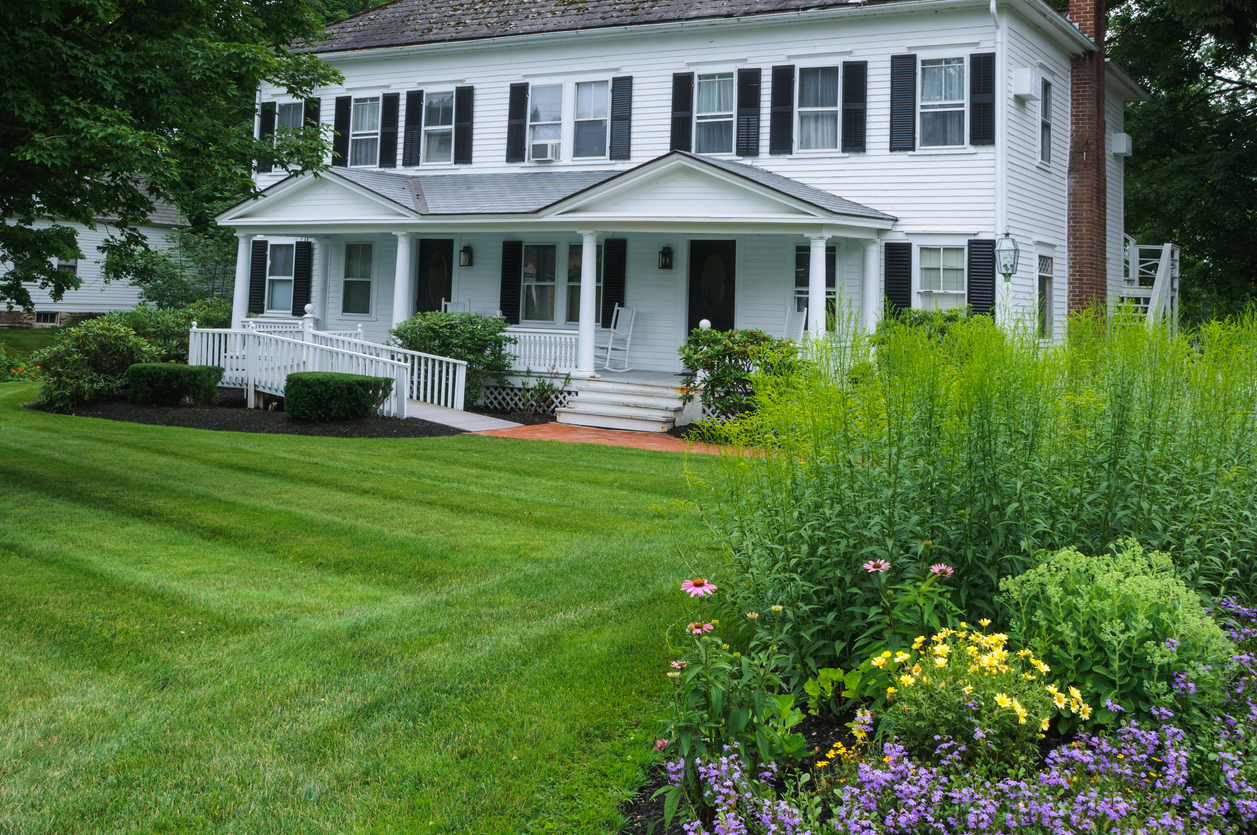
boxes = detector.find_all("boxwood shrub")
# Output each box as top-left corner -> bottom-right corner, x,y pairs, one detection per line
128,364 -> 224,407
285,372 -> 394,422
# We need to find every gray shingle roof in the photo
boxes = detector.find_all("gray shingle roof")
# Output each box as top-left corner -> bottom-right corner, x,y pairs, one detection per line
331,167 -> 419,211
300,0 -> 884,54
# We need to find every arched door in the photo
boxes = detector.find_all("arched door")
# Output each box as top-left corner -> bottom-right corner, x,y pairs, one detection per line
688,240 -> 736,332
416,239 -> 454,313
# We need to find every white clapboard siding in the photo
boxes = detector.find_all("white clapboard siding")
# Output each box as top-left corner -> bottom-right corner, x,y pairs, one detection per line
1106,93 -> 1127,298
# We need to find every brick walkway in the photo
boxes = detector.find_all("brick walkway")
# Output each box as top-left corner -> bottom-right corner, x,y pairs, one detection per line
477,421 -> 726,454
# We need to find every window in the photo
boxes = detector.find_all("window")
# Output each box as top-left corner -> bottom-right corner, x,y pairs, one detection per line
798,67 -> 840,150
349,97 -> 380,166
35,311 -> 60,325
574,81 -> 609,158
56,258 -> 77,276
1038,255 -> 1053,338
522,244 -> 557,322
566,244 -> 604,325
695,73 -> 734,154
529,85 -> 562,150
1039,79 -> 1052,164
267,244 -> 295,311
920,58 -> 965,147
793,245 -> 837,320
342,243 -> 373,315
424,92 -> 454,163
277,102 -> 303,129
919,246 -> 965,292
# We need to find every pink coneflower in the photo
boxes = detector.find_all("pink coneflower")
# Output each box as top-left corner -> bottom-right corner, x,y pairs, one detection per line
681,577 -> 717,597
655,738 -> 667,751
863,559 -> 891,573
929,563 -> 955,578
687,622 -> 714,634
670,660 -> 687,669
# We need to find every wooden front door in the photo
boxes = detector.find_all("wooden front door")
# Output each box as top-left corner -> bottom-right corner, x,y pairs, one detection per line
416,239 -> 454,314
688,240 -> 736,332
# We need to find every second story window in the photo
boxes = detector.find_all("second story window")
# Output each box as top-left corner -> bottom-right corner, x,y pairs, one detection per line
695,73 -> 734,154
798,67 -> 840,150
277,102 -> 303,129
920,58 -> 965,147
424,92 -> 454,163
350,97 -> 380,166
267,243 -> 295,312
1040,79 -> 1053,164
529,85 -> 562,153
574,81 -> 609,158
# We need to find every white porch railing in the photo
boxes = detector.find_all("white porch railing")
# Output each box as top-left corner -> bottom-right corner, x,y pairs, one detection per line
310,332 -> 467,410
189,327 -> 410,418
507,327 -> 580,372
239,320 -> 363,340
1119,239 -> 1180,332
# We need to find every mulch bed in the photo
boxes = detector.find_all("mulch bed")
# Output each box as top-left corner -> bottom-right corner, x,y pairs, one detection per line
467,406 -> 555,426
31,390 -> 469,439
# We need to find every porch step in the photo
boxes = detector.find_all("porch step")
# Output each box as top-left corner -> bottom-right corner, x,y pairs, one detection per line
574,389 -> 685,410
556,408 -> 675,433
555,377 -> 688,433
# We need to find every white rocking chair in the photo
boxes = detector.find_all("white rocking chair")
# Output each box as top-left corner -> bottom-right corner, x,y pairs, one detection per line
784,306 -> 807,342
442,298 -> 470,312
598,304 -> 636,372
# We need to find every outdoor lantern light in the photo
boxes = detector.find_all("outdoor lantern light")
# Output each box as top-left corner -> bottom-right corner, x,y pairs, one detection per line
459,245 -> 473,267
995,228 -> 1020,282
658,246 -> 673,270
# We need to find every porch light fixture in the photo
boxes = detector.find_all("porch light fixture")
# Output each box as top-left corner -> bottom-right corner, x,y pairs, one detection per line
658,247 -> 673,270
995,228 -> 1020,283
459,245 -> 473,267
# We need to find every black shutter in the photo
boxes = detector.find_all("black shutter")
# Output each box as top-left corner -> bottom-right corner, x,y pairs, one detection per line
884,242 -> 912,314
291,241 -> 313,316
257,102 -> 276,173
601,239 -> 627,329
890,54 -> 916,152
332,95 -> 351,167
735,68 -> 762,157
506,83 -> 529,163
609,76 -> 633,160
402,90 -> 424,166
669,73 -> 694,152
968,239 -> 997,316
248,240 -> 268,315
841,61 -> 867,153
379,92 -> 400,168
304,98 -> 320,129
970,53 -> 996,146
454,85 -> 474,164
769,65 -> 795,155
499,241 -> 523,324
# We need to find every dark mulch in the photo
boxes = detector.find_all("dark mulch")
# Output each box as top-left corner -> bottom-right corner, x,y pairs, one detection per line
31,391 -> 467,438
467,406 -> 555,426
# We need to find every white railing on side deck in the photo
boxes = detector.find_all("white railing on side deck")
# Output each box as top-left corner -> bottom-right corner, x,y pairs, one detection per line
1118,241 -> 1180,333
309,332 -> 467,411
238,320 -> 304,335
190,327 -> 409,418
507,327 -> 580,372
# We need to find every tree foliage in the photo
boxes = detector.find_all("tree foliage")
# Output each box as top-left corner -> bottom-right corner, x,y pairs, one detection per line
0,0 -> 341,312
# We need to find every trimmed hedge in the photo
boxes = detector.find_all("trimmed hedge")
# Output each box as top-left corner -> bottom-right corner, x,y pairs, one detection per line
128,364 -> 224,407
285,372 -> 394,422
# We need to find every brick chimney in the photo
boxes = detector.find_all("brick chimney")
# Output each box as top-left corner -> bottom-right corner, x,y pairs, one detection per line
1068,0 -> 1107,311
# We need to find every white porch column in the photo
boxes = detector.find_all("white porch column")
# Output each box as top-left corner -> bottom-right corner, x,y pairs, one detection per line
862,239 -> 881,332
390,232 -> 413,329
231,233 -> 253,328
309,237 -> 328,328
577,230 -> 599,376
807,234 -> 829,338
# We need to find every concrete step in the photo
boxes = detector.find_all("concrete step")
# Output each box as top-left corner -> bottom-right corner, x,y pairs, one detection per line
559,400 -> 680,422
574,389 -> 686,410
583,378 -> 690,397
556,409 -> 674,433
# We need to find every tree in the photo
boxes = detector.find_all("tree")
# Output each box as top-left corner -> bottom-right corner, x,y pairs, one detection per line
0,1 -> 341,312
1106,0 -> 1257,321
105,226 -> 238,309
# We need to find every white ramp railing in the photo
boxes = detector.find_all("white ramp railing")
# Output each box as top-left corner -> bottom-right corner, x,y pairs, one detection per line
1119,241 -> 1180,333
507,327 -> 580,372
310,332 -> 467,410
190,327 -> 409,418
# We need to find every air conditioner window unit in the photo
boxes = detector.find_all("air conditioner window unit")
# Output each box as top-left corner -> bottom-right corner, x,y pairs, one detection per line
1013,68 -> 1043,101
530,141 -> 561,161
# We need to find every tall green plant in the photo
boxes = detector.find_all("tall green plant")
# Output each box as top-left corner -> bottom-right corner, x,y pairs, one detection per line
389,312 -> 514,404
697,309 -> 1257,675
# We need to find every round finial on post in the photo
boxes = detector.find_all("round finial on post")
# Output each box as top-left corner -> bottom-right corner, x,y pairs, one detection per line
304,303 -> 314,315
699,319 -> 712,330
191,320 -> 198,330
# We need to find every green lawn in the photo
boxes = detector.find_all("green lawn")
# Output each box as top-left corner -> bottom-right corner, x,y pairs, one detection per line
0,381 -> 711,834
0,327 -> 65,358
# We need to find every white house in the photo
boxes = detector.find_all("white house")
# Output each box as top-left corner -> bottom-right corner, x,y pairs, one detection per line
217,0 -> 1156,430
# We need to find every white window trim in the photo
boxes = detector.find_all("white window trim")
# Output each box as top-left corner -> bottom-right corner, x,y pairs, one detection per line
572,80 -> 612,160
916,244 -> 967,306
694,72 -> 736,156
795,65 -> 842,153
340,241 -> 377,319
918,56 -> 968,149
276,101 -> 304,130
422,90 -> 455,166
1038,78 -> 1053,167
1037,253 -> 1054,340
521,242 -> 560,324
349,96 -> 381,168
527,84 -> 564,160
265,242 -> 296,314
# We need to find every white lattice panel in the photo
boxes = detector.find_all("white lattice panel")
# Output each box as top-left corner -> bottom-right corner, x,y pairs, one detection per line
480,385 -> 575,414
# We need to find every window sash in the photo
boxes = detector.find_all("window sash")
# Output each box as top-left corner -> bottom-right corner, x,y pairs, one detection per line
344,243 -> 373,280
269,244 -> 295,278
342,243 -> 373,315
565,244 -> 604,324
920,58 -> 965,148
529,85 -> 562,146
695,73 -> 734,153
424,92 -> 454,163
522,244 -> 558,322
919,246 -> 965,292
797,67 -> 840,150
342,280 -> 371,315
350,97 -> 380,166
574,81 -> 609,158
268,278 -> 293,311
1040,80 -> 1052,164
277,102 -> 303,129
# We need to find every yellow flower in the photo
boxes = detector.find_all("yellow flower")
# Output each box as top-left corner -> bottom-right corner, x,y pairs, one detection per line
886,686 -> 898,695
962,684 -> 973,695
1040,717 -> 1051,732
933,644 -> 950,657
1054,692 -> 1067,710
1069,686 -> 1082,701
881,650 -> 893,658
894,652 -> 910,664
770,605 -> 783,613
979,618 -> 992,627
912,636 -> 926,650
1079,704 -> 1093,720
1023,673 -> 1036,681
899,675 -> 915,687
872,656 -> 888,669
816,760 -> 830,767
995,693 -> 1013,708
934,657 -> 948,668
959,621 -> 969,629
1045,684 -> 1060,696
911,664 -> 923,677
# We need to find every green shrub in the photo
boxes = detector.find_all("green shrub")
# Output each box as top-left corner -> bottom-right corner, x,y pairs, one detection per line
678,328 -> 798,419
128,364 -> 223,406
284,372 -> 393,422
873,305 -> 973,343
101,300 -> 231,363
389,312 -> 513,405
998,541 -> 1237,732
31,319 -> 160,412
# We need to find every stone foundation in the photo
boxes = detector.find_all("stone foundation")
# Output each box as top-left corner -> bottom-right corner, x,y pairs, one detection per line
0,311 -> 102,328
